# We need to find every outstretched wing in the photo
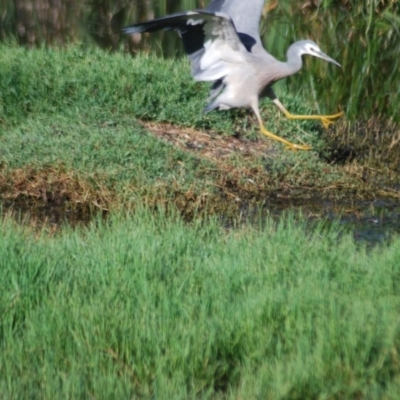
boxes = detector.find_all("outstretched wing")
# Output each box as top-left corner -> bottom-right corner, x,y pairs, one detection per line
207,0 -> 266,52
123,11 -> 247,82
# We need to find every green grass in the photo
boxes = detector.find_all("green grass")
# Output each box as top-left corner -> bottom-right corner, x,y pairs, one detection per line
0,113 -> 211,190
1,208 -> 400,398
0,40 -> 400,400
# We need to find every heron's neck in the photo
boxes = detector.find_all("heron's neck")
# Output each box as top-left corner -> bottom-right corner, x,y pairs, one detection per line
285,44 -> 303,75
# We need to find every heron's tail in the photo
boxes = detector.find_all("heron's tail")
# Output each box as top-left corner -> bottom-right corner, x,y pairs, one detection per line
203,101 -> 218,114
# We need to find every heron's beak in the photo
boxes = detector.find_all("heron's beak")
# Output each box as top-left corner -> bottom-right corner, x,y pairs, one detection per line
316,50 -> 341,68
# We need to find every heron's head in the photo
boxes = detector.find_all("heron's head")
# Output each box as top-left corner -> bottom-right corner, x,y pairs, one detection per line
296,40 -> 341,67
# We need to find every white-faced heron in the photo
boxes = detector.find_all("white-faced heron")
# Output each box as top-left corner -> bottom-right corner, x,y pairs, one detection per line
123,0 -> 343,151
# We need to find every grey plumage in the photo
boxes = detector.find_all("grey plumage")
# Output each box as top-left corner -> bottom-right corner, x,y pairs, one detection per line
123,0 -> 343,150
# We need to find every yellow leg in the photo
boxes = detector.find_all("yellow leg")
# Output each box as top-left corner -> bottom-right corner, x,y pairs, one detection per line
273,98 -> 343,129
258,123 -> 312,151
283,110 -> 344,129
251,101 -> 312,151
252,101 -> 312,151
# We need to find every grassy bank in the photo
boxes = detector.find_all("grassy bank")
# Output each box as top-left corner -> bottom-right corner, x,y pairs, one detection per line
1,209 -> 400,398
0,44 -> 344,220
1,44 -> 399,224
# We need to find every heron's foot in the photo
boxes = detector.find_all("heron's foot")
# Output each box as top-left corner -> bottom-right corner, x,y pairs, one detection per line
318,111 -> 344,129
259,125 -> 311,151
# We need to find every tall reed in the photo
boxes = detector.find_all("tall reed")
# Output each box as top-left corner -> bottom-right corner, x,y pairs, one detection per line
264,0 -> 400,122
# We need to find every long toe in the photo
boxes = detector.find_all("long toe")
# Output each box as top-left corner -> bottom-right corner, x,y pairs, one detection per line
285,142 -> 312,151
329,111 -> 344,119
321,112 -> 344,129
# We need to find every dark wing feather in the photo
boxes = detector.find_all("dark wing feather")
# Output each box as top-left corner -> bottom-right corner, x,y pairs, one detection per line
123,11 -> 246,82
124,11 -> 209,56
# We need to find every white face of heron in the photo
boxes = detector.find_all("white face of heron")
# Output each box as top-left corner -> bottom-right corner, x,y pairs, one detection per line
301,41 -> 322,57
298,40 -> 341,67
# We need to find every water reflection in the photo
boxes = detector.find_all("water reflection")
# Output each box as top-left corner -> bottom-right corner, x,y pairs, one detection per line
0,0 -> 204,51
260,198 -> 400,248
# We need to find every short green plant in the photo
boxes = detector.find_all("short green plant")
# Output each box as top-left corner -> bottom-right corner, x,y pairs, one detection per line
1,209 -> 400,398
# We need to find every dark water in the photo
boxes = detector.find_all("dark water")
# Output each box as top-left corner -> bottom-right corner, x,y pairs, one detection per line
2,196 -> 400,246
296,199 -> 400,247
0,0 -> 203,53
335,200 -> 400,246
245,198 -> 400,247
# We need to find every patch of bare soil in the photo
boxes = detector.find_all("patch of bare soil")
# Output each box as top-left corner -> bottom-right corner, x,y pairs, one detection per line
141,121 -> 277,161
